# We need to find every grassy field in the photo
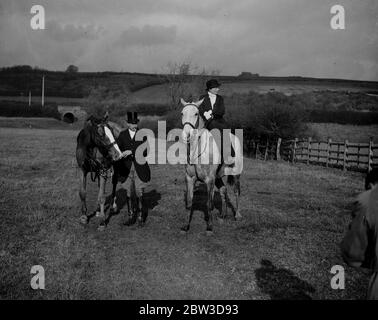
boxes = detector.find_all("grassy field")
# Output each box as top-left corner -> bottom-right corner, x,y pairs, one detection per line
0,122 -> 372,300
130,80 -> 378,105
308,123 -> 378,143
0,96 -> 84,104
0,117 -> 83,130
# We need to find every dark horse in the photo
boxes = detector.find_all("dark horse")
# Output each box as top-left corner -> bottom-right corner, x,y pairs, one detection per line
76,114 -> 123,230
340,184 -> 378,299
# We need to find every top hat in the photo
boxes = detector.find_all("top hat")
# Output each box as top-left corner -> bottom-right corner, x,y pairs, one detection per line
206,79 -> 221,90
127,111 -> 139,124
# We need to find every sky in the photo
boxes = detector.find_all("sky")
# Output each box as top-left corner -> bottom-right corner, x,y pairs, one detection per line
0,0 -> 377,80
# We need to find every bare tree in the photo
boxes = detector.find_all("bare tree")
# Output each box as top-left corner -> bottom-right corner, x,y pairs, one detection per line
161,61 -> 221,109
161,61 -> 194,109
83,86 -> 129,119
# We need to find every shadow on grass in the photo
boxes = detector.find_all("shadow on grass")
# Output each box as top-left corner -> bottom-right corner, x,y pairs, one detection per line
255,259 -> 316,300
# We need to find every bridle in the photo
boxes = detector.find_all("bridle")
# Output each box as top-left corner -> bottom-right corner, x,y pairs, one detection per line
182,104 -> 199,130
88,123 -> 116,182
97,123 -> 119,151
182,104 -> 207,166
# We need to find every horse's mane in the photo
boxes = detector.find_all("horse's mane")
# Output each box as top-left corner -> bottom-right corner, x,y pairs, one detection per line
107,121 -> 124,139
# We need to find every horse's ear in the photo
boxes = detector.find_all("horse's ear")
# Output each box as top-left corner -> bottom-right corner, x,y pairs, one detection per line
194,98 -> 204,107
180,98 -> 188,106
103,111 -> 109,122
85,116 -> 94,127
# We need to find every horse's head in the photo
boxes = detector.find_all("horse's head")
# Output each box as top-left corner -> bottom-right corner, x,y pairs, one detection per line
340,185 -> 378,269
180,98 -> 204,144
87,114 -> 122,162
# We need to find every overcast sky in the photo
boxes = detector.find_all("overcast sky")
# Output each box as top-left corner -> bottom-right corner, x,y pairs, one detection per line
0,0 -> 377,80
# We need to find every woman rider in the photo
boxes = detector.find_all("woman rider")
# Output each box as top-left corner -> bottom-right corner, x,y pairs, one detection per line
198,79 -> 228,131
198,79 -> 234,163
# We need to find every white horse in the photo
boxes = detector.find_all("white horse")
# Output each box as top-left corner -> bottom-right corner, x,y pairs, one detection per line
180,98 -> 243,234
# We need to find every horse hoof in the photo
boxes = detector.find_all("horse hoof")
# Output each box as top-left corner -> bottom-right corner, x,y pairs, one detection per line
79,215 -> 88,225
206,230 -> 214,236
138,219 -> 145,227
235,212 -> 242,221
180,226 -> 189,234
97,224 -> 106,231
123,217 -> 135,226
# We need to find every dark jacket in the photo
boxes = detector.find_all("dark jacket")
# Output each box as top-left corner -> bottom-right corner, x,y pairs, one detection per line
114,129 -> 151,183
199,93 -> 227,130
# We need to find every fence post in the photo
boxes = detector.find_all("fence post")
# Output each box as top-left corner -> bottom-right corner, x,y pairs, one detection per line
292,138 -> 298,163
368,137 -> 373,173
276,138 -> 282,161
326,138 -> 331,168
307,137 -> 312,165
343,140 -> 348,171
255,141 -> 259,159
337,143 -> 340,166
264,138 -> 269,161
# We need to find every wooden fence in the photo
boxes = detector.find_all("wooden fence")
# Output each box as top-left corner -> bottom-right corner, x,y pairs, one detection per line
245,137 -> 377,173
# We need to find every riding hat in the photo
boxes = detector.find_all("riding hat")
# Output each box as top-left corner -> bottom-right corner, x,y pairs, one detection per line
127,111 -> 139,124
206,79 -> 221,91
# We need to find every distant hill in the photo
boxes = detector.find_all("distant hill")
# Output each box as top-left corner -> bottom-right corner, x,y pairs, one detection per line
0,66 -> 377,99
0,67 -> 164,98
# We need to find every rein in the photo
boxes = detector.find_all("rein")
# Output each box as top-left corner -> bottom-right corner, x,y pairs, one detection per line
88,155 -> 113,183
183,103 -> 199,131
88,123 -> 115,182
183,104 -> 207,165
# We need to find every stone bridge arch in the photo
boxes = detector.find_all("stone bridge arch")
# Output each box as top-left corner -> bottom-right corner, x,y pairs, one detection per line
57,106 -> 87,123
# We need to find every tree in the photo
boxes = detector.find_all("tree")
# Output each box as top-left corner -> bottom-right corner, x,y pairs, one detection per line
161,61 -> 193,109
66,65 -> 79,73
161,61 -> 221,109
83,86 -> 129,121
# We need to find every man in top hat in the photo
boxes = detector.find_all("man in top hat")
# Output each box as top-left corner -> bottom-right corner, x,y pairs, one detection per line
113,111 -> 151,225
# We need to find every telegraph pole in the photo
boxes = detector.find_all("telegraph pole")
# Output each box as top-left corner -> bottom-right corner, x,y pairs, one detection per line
41,75 -> 45,107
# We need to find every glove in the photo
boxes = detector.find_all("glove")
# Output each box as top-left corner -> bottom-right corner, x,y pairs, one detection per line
204,110 -> 213,120
119,150 -> 132,159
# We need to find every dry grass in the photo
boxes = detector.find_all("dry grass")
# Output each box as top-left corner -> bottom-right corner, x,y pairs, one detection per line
308,123 -> 378,143
0,125 -> 371,300
129,80 -> 376,104
0,117 -> 83,131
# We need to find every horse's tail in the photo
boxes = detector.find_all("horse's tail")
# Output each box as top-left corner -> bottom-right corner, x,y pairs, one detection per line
227,174 -> 241,196
76,145 -> 86,169
227,175 -> 235,186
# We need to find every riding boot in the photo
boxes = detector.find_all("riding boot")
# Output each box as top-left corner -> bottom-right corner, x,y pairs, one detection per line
123,197 -> 136,226
123,210 -> 136,226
